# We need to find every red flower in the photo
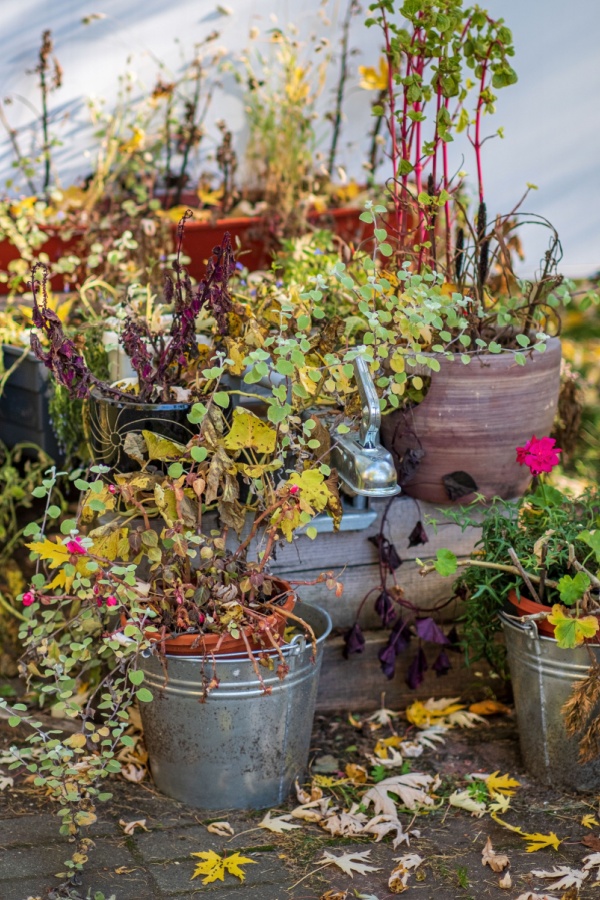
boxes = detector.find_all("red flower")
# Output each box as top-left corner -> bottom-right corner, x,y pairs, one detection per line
516,435 -> 562,476
65,538 -> 86,555
289,485 -> 300,495
106,596 -> 118,607
22,591 -> 35,607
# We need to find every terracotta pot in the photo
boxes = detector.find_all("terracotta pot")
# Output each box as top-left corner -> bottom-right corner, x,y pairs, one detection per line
506,588 -> 555,638
380,338 -> 562,503
139,581 -> 297,657
507,588 -> 600,643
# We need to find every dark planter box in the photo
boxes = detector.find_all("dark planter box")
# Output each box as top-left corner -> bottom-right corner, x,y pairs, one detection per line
0,345 -> 61,458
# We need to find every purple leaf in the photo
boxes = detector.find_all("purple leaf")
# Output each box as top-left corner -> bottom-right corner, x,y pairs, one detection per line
432,649 -> 452,676
368,535 -> 402,571
343,623 -> 366,659
378,618 -> 411,680
415,617 -> 450,645
446,625 -> 462,653
374,590 -> 397,627
407,520 -> 429,547
406,647 -> 428,689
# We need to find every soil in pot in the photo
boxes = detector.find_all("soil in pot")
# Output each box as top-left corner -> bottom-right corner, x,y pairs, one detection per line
380,338 -> 562,504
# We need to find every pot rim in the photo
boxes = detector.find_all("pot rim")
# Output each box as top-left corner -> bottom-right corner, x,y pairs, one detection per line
89,385 -> 192,412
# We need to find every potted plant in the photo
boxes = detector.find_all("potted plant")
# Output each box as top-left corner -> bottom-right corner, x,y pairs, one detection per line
27,217 -> 235,470
420,434 -> 600,790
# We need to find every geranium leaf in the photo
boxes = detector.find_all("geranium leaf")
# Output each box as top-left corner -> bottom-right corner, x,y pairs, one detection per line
547,605 -> 599,648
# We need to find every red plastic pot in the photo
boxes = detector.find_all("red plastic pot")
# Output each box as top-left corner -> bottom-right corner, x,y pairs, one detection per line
0,228 -> 82,295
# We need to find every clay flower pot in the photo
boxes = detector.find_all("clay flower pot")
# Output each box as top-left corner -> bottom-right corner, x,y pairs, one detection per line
506,588 -> 555,638
134,581 -> 297,657
380,338 -> 562,504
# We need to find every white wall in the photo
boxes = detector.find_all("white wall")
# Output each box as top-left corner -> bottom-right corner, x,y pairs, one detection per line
0,0 -> 597,277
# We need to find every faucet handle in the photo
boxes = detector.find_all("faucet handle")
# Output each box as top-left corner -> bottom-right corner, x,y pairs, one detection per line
354,356 -> 380,449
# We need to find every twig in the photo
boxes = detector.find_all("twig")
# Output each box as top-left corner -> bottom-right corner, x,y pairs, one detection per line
508,547 -> 540,603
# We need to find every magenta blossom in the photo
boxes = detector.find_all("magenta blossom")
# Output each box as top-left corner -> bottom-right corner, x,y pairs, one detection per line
516,435 -> 562,476
65,538 -> 86,555
22,591 -> 35,607
289,485 -> 300,496
106,596 -> 118,607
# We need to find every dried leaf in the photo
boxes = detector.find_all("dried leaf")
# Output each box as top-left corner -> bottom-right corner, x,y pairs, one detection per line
498,870 -> 512,889
530,866 -> 589,891
190,850 -> 256,884
206,821 -> 234,837
119,818 -> 148,835
583,851 -> 600,878
582,834 -> 600,852
259,811 -> 301,833
120,763 -> 146,783
514,893 -> 560,900
481,836 -> 510,872
362,814 -> 408,849
345,763 -> 368,784
448,789 -> 487,817
442,470 -> 478,500
0,774 -> 14,791
142,430 -> 187,461
363,773 -> 436,816
320,811 -> 366,837
388,854 -> 423,893
222,409 -> 277,453
318,850 -> 380,877
320,892 -> 348,900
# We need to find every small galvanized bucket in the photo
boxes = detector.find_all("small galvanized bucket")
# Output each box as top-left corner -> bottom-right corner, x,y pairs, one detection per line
501,612 -> 600,791
139,602 -> 331,809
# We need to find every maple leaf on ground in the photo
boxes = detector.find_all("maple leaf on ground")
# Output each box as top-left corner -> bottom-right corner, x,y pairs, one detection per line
366,706 -> 400,729
491,812 -> 562,852
485,771 -> 520,798
190,850 -> 256,884
318,849 -> 381,878
469,699 -> 512,716
582,813 -> 600,828
530,866 -> 589,891
515,893 -> 560,900
583,851 -> 600,878
363,773 -> 437,816
481,836 -> 510,872
362,814 -> 409,849
258,811 -> 302,833
446,709 -> 488,728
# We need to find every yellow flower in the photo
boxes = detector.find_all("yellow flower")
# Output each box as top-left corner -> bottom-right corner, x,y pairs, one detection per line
359,56 -> 389,91
285,65 -> 310,103
120,126 -> 145,154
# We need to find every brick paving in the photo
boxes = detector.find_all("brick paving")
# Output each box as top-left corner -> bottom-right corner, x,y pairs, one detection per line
0,714 -> 599,899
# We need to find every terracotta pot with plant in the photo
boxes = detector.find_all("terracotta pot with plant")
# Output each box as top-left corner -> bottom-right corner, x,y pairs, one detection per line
420,435 -> 600,790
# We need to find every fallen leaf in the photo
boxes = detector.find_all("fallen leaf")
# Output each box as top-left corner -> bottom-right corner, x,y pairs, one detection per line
114,866 -> 139,874
363,773 -> 437,816
498,870 -> 512,889
530,866 -> 589,891
515,893 -> 560,900
0,774 -> 14,790
292,798 -> 330,823
318,849 -> 381,877
446,709 -> 488,728
481,836 -> 510,872
491,813 -> 562,852
119,818 -> 149,835
405,697 -> 464,728
469,699 -> 512,716
345,763 -> 368,784
259,811 -> 301,834
582,813 -> 600,829
448,789 -> 486,817
190,850 -> 256,884
120,763 -> 146,783
489,794 -> 513,815
320,892 -> 348,900
583,851 -> 600,878
206,821 -> 234,837
388,854 -> 423,893
367,706 -> 400,728
320,811 -> 366,837
485,771 -> 520,798
362,814 -> 409,849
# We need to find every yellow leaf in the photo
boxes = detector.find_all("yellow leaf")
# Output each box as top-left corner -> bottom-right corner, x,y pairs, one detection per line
190,850 -> 256,884
374,735 -> 404,759
223,409 -> 277,454
582,813 -> 600,829
345,763 -> 368,784
359,56 -> 389,91
491,812 -> 562,852
142,431 -> 187,462
485,771 -> 520,798
547,604 -> 599,648
64,733 -> 87,749
405,699 -> 465,729
27,538 -> 70,569
88,525 -> 130,562
469,700 -> 511,716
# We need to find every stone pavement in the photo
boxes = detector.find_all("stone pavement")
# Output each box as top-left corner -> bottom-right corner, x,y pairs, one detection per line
1,713 -> 599,900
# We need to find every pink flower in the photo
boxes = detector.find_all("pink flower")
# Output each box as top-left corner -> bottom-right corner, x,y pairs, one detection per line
106,596 -> 118,607
108,485 -> 117,494
22,591 -> 35,607
289,485 -> 300,495
65,538 -> 86,555
516,435 -> 562,476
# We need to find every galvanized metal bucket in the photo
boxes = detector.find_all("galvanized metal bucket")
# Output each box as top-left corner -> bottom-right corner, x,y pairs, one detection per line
139,601 -> 331,809
501,612 -> 600,791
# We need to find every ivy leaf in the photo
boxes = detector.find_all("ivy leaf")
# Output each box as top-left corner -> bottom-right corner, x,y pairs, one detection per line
547,605 -> 599,649
190,850 -> 256,884
557,572 -> 591,606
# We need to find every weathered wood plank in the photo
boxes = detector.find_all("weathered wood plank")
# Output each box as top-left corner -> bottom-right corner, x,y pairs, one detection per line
316,630 -> 503,712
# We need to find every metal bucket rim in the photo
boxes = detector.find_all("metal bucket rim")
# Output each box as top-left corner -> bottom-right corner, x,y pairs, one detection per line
147,602 -> 332,662
500,610 -> 600,648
